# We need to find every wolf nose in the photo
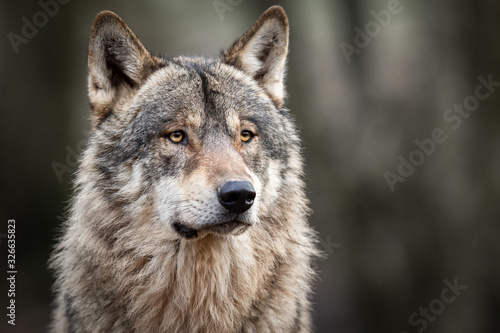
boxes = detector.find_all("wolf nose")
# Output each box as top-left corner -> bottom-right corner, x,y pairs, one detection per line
219,181 -> 256,214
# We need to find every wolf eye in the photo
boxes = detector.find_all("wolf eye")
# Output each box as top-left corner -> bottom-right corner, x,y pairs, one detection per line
240,130 -> 254,142
168,131 -> 184,143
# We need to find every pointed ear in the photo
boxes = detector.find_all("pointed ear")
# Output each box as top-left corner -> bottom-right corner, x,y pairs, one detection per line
88,11 -> 162,128
222,6 -> 289,108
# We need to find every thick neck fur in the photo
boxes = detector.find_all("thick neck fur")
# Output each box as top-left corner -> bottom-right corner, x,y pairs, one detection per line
53,171 -> 312,332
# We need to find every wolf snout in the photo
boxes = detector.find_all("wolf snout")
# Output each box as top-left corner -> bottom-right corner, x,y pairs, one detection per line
218,181 -> 256,214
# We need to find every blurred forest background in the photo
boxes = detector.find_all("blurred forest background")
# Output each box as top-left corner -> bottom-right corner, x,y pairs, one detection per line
1,0 -> 499,332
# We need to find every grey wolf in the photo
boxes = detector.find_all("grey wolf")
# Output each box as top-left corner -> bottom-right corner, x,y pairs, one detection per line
50,6 -> 318,332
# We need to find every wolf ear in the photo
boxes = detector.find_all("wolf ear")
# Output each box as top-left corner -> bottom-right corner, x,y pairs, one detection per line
88,11 -> 161,127
222,6 -> 289,108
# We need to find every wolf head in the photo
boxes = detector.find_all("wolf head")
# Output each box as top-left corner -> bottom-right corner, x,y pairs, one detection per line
82,6 -> 305,241
51,8 -> 316,332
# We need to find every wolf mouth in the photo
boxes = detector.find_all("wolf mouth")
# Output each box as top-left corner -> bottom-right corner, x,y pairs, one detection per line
172,220 -> 251,239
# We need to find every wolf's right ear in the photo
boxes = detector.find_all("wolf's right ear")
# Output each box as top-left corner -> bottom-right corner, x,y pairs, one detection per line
88,11 -> 161,128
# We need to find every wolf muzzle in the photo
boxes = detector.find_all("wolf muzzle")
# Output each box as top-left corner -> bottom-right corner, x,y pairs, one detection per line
172,180 -> 256,239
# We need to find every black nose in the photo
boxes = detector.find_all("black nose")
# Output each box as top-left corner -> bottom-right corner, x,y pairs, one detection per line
219,181 -> 256,214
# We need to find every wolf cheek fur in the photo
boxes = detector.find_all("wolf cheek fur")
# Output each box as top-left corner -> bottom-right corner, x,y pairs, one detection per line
50,6 -> 319,333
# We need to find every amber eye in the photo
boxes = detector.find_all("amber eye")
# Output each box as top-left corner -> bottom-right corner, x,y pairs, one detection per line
168,131 -> 184,143
240,130 -> 254,142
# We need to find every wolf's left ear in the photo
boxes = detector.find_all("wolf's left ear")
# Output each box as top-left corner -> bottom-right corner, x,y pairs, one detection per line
222,6 -> 289,108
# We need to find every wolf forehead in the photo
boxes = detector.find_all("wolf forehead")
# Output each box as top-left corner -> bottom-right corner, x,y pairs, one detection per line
135,57 -> 276,125
94,57 -> 293,163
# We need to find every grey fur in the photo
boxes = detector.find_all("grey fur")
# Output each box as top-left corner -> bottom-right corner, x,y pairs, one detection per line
50,6 -> 318,333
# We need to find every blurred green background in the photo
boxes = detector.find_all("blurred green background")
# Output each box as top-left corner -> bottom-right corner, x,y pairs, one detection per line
1,0 -> 499,332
